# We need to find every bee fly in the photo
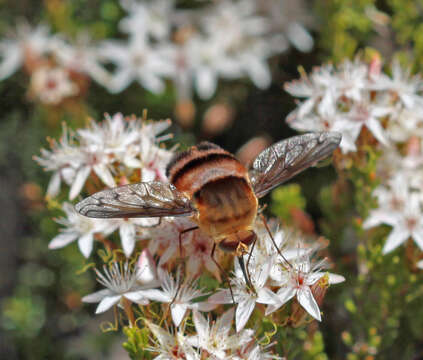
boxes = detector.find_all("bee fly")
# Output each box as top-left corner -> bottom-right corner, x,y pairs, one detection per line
75,132 -> 341,287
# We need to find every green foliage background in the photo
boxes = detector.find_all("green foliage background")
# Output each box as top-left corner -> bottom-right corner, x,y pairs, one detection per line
1,0 -> 423,359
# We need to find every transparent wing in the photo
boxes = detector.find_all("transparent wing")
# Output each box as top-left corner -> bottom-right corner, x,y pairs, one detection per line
75,182 -> 195,218
249,132 -> 341,198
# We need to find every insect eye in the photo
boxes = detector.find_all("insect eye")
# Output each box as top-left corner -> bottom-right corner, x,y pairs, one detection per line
218,230 -> 257,253
239,230 -> 257,247
218,237 -> 239,253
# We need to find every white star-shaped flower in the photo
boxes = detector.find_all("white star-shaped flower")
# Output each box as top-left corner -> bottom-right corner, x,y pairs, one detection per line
208,257 -> 275,332
82,262 -> 153,314
364,189 -> 423,254
142,269 -> 213,327
49,202 -> 114,258
187,308 -> 254,359
266,253 -> 344,321
145,320 -> 200,360
99,35 -> 173,94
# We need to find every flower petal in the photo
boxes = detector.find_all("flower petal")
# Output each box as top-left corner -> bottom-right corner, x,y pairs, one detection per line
46,171 -> 61,198
328,273 -> 346,284
93,163 -> 116,188
297,287 -> 321,321
171,303 -> 188,327
69,165 -> 90,200
95,295 -> 121,314
141,288 -> 170,303
235,299 -> 256,332
82,289 -> 113,303
49,232 -> 77,249
78,233 -> 94,258
412,228 -> 423,251
276,286 -> 296,305
192,309 -> 208,341
120,222 -> 136,257
382,226 -> 410,254
124,291 -> 149,305
195,67 -> 216,100
207,289 -> 233,304
256,287 -> 277,305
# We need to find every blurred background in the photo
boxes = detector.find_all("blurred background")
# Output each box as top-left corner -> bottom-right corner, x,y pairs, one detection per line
1,0 -> 423,359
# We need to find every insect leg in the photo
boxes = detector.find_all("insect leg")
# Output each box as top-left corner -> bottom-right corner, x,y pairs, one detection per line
138,217 -> 162,228
238,255 -> 254,291
210,243 -> 235,304
168,226 -> 200,311
246,234 -> 257,281
178,226 -> 199,258
260,214 -> 292,269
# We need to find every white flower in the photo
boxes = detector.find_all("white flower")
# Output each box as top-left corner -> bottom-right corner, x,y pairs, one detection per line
49,202 -> 113,258
29,65 -> 79,105
34,123 -> 115,200
199,0 -> 273,90
184,229 -> 220,280
201,0 -> 268,47
99,35 -> 173,93
82,262 -> 151,314
284,63 -> 336,119
136,249 -> 159,287
145,320 -> 200,360
110,217 -> 159,257
364,187 -> 423,254
417,260 -> 423,270
0,23 -> 52,80
266,248 -> 345,321
287,95 -> 361,153
77,113 -> 142,168
50,35 -> 111,87
386,106 -> 423,143
261,0 -> 313,52
232,340 -> 283,360
208,257 -> 276,332
119,0 -> 174,41
344,98 -> 391,147
182,35 -> 242,100
35,113 -> 174,200
146,217 -> 197,266
139,119 -> 174,182
187,308 -> 254,359
34,124 -> 85,198
370,60 -> 423,109
68,152 -> 115,201
142,269 -> 212,327
285,59 -> 396,153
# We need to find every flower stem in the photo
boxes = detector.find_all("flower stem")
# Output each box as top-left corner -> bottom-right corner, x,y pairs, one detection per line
122,298 -> 135,327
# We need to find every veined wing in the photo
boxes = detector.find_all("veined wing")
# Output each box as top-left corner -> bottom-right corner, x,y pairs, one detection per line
75,182 -> 195,218
249,132 -> 341,198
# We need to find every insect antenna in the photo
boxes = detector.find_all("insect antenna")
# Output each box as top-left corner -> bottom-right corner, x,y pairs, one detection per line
260,214 -> 293,269
210,243 -> 235,304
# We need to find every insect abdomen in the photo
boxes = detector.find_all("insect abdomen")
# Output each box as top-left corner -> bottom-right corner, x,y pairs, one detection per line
193,177 -> 258,238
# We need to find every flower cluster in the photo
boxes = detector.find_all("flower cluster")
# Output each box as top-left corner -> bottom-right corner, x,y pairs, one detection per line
0,0 -> 313,103
35,113 -> 172,257
285,58 -> 423,256
34,113 -> 172,200
81,221 -> 343,358
36,111 -> 345,358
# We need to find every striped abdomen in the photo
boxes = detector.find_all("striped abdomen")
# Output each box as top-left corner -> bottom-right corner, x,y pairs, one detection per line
166,142 -> 258,239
